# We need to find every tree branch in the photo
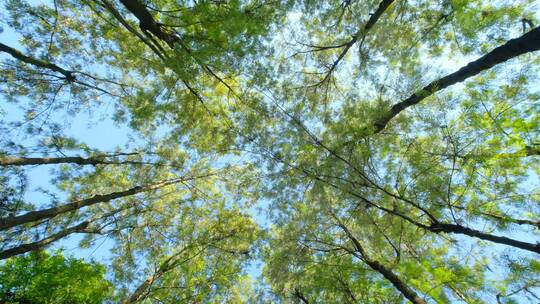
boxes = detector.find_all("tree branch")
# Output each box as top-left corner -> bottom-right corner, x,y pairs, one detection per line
317,0 -> 395,85
0,155 -> 150,167
0,207 -> 128,260
118,0 -> 180,48
374,26 -> 540,133
0,174 -> 213,231
0,42 -> 75,81
331,213 -> 427,304
428,222 -> 540,254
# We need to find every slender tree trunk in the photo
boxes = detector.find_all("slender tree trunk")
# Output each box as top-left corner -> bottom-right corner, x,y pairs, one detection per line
373,26 -> 540,132
0,42 -> 75,81
0,221 -> 89,260
293,289 -> 310,304
323,0 -> 395,78
121,271 -> 161,304
363,0 -> 395,31
429,223 -> 540,254
118,0 -> 180,47
0,207 -> 129,260
0,155 -> 145,166
307,169 -> 540,254
333,216 -> 427,304
362,258 -> 427,304
96,0 -> 167,60
121,232 -> 235,303
0,176 -> 202,231
121,248 -> 183,304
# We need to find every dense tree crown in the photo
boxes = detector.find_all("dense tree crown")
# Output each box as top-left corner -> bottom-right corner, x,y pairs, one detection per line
0,0 -> 539,303
0,250 -> 112,303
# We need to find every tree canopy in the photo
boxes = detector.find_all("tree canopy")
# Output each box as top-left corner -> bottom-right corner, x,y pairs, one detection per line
0,250 -> 112,303
0,0 -> 539,303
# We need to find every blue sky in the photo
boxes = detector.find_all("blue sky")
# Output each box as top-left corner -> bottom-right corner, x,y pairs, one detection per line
0,8 -> 131,263
0,20 -> 269,278
1,1 -> 539,302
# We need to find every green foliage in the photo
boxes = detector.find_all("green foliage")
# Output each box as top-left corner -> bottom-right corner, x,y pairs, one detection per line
0,0 -> 539,302
0,251 -> 112,303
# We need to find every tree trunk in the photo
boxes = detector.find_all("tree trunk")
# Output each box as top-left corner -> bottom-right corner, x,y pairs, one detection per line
0,206 -> 129,259
96,0 -> 166,60
0,177 -> 195,231
324,0 -> 395,78
334,217 -> 427,304
121,272 -> 161,304
293,289 -> 310,304
0,42 -> 75,81
363,258 -> 427,304
0,155 -> 144,166
0,221 -> 89,260
363,0 -> 395,32
118,0 -> 180,48
121,250 -> 180,303
373,26 -> 540,132
429,223 -> 540,254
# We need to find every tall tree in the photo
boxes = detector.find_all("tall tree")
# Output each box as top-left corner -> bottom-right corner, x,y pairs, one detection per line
1,0 -> 539,303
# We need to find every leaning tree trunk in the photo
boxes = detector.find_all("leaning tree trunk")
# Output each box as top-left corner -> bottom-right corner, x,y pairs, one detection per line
373,26 -> 540,132
0,42 -> 75,80
0,207 -> 127,260
0,221 -> 89,260
334,217 -> 427,304
428,222 -> 540,254
0,176 -> 203,231
0,155 -> 144,166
